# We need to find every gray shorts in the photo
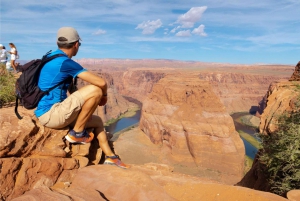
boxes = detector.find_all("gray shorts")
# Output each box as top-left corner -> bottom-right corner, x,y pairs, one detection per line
38,91 -> 85,129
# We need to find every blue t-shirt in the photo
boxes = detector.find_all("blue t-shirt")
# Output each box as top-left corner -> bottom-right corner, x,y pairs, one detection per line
34,49 -> 87,117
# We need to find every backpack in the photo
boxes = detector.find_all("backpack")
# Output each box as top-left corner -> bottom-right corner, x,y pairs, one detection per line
15,51 -> 67,119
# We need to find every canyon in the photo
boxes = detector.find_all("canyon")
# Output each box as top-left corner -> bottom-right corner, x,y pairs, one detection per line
0,59 -> 298,201
78,59 -> 292,115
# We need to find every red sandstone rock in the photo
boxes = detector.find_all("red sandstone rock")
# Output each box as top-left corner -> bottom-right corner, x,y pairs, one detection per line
12,164 -> 289,201
198,72 -> 283,113
1,61 -> 295,200
287,190 -> 300,201
119,69 -> 165,102
139,75 -> 245,184
0,107 -> 101,200
95,61 -> 292,114
259,81 -> 300,135
238,80 -> 300,196
54,165 -> 176,201
0,101 -> 289,200
289,61 -> 300,81
11,186 -> 72,201
236,151 -> 270,191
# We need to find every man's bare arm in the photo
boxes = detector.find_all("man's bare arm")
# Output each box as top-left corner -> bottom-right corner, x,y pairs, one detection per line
77,71 -> 107,95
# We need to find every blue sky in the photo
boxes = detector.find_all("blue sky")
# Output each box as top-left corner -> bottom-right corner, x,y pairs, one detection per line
1,0 -> 300,64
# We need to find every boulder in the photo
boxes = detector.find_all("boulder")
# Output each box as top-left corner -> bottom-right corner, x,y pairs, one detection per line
0,107 -> 103,200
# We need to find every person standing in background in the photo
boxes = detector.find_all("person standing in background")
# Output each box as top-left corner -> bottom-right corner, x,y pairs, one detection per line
3,46 -> 8,61
8,43 -> 19,72
0,44 -> 8,65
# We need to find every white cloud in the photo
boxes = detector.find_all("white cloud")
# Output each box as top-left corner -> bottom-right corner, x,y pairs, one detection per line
135,19 -> 162,34
92,29 -> 107,35
192,24 -> 207,36
170,26 -> 181,33
176,6 -> 207,28
176,30 -> 191,37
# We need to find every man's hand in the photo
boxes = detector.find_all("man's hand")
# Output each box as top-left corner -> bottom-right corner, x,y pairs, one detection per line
98,96 -> 107,106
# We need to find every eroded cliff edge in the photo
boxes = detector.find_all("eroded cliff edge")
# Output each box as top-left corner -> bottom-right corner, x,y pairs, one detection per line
238,62 -> 300,200
139,75 -> 245,184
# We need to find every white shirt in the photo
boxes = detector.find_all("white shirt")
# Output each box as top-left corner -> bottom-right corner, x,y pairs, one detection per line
10,48 -> 17,60
0,49 -> 8,62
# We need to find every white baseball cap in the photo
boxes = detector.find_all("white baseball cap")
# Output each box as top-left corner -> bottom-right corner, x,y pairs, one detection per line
0,44 -> 3,47
57,27 -> 81,44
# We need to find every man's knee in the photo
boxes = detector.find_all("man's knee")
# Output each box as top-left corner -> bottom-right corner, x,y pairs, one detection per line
78,85 -> 103,101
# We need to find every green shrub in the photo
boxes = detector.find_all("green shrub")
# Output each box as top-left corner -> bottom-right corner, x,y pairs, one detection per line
258,111 -> 300,196
0,64 -> 16,107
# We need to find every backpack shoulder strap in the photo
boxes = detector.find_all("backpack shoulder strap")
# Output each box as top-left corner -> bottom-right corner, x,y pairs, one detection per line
41,53 -> 66,64
41,53 -> 68,93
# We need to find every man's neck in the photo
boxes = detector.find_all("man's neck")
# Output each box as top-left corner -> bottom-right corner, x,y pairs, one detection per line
59,48 -> 73,58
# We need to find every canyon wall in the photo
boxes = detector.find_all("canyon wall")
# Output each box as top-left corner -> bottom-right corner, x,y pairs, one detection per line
259,81 -> 300,135
139,75 -> 245,184
238,80 -> 300,192
105,69 -> 287,114
104,69 -> 291,114
109,69 -> 166,102
79,59 -> 293,114
238,62 -> 300,194
198,72 -> 287,113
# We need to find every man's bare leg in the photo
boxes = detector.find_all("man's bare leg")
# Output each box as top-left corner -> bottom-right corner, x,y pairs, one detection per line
72,85 -> 102,132
85,115 -> 129,168
85,115 -> 114,157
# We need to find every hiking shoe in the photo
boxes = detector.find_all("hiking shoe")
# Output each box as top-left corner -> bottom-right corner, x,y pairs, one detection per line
65,129 -> 94,144
104,155 -> 130,169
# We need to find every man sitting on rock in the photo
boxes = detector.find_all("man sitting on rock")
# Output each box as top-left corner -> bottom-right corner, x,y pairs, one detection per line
35,27 -> 129,169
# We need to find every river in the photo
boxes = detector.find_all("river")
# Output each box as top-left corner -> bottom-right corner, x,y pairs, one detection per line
230,112 -> 259,159
105,110 -> 258,159
104,110 -> 141,135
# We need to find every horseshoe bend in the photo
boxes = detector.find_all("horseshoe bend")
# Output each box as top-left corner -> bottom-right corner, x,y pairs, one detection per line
0,59 -> 298,201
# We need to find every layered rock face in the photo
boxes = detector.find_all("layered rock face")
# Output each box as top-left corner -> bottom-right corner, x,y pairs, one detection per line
0,107 -> 103,200
108,69 -> 290,114
289,61 -> 300,81
139,76 -> 245,184
198,72 -> 288,113
238,80 -> 300,191
114,69 -> 165,102
259,81 -> 300,135
238,64 -> 300,194
79,59 -> 292,114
